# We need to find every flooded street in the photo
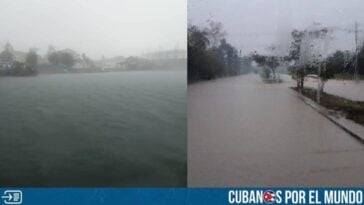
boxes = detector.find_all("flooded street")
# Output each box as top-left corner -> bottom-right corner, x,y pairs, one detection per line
188,74 -> 364,187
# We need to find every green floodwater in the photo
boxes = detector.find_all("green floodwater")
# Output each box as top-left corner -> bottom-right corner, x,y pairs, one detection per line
0,71 -> 186,187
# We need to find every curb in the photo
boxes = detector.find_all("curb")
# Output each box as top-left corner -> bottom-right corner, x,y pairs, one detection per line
292,89 -> 364,144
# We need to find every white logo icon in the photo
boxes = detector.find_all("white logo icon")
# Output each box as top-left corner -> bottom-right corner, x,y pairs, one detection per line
1,190 -> 22,204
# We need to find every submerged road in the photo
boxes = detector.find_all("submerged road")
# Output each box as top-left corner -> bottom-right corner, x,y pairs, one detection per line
188,74 -> 364,187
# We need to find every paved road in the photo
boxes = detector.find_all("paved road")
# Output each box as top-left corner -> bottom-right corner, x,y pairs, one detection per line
188,74 -> 364,187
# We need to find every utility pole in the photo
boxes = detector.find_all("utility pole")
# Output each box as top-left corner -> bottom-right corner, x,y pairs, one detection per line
354,22 -> 359,82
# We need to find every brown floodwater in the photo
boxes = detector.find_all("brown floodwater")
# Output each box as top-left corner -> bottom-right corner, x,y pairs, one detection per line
188,74 -> 364,187
305,78 -> 364,101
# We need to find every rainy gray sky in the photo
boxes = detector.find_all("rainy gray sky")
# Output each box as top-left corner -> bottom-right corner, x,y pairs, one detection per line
0,0 -> 186,59
189,0 -> 364,56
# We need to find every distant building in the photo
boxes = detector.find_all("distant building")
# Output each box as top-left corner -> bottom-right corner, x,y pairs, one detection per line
0,42 -> 28,71
142,49 -> 187,59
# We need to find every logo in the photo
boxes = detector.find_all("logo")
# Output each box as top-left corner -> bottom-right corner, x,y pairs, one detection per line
263,190 -> 276,204
1,190 -> 22,204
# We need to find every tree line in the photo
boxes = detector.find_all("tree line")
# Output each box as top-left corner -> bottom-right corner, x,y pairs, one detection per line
0,43 -> 95,76
287,27 -> 364,92
0,43 -> 38,76
252,25 -> 364,92
188,21 -> 251,82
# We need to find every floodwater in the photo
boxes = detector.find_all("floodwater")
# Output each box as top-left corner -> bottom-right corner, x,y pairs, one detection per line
305,78 -> 364,101
0,71 -> 186,187
188,74 -> 364,187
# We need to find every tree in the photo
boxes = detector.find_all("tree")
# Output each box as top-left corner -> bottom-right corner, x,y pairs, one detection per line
305,25 -> 330,100
217,39 -> 240,76
26,49 -> 38,68
252,52 -> 279,81
356,43 -> 364,75
59,52 -> 75,68
288,30 -> 305,89
204,20 -> 226,48
9,61 -> 36,76
0,42 -> 14,64
188,25 -> 209,50
288,25 -> 331,95
289,30 -> 304,61
326,50 -> 345,74
47,50 -> 76,68
188,25 -> 222,81
48,52 -> 59,65
188,23 -> 241,82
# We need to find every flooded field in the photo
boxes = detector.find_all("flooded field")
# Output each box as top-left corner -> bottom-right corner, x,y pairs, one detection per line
0,71 -> 186,187
188,74 -> 364,187
305,78 -> 364,101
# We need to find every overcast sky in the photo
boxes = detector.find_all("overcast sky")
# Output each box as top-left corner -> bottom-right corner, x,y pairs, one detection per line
0,0 -> 186,59
189,0 -> 364,56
